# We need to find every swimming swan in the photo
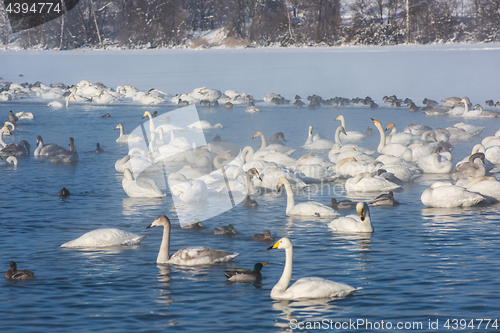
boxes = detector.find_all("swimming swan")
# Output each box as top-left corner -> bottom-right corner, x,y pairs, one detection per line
345,172 -> 401,193
115,123 -> 143,143
34,135 -> 62,157
147,215 -> 239,265
303,126 -> 335,150
278,177 -> 339,217
188,120 -> 223,130
267,237 -> 359,300
46,137 -> 78,163
335,115 -> 365,142
122,168 -> 165,198
372,119 -> 413,161
0,140 -> 30,156
328,202 -> 373,233
0,156 -> 18,167
0,126 -> 11,148
61,228 -> 147,248
420,182 -> 484,208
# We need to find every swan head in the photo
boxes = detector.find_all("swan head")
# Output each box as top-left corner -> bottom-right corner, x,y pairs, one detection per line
267,237 -> 292,250
115,123 -> 123,130
147,215 -> 171,229
248,168 -> 262,181
142,111 -> 151,119
356,202 -> 369,221
308,126 -> 313,134
473,104 -> 483,112
385,123 -> 395,131
252,131 -> 263,139
277,177 -> 289,191
334,115 -> 344,121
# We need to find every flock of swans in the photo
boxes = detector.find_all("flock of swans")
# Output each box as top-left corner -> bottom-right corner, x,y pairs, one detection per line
3,79 -> 500,300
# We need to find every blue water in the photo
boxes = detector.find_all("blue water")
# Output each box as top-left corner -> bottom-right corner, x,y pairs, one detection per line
1,100 -> 500,332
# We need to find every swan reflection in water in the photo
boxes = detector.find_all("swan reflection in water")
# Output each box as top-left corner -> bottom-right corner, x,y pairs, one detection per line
272,298 -> 346,331
155,265 -> 174,307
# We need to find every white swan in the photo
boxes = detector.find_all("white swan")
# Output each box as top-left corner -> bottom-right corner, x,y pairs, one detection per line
384,123 -> 414,145
267,237 -> 358,300
335,115 -> 365,141
461,98 -> 482,118
261,150 -> 297,168
0,156 -> 17,167
0,126 -> 11,148
252,131 -> 295,155
278,177 -> 339,217
416,153 -> 453,174
61,228 -> 147,248
188,120 -> 223,130
147,215 -> 239,265
420,182 -> 484,207
448,97 -> 472,116
170,179 -> 209,202
15,111 -> 34,120
115,123 -> 143,143
34,135 -> 62,157
403,124 -> 432,136
303,126 -> 334,150
328,202 -> 373,233
465,176 -> 500,202
344,172 -> 401,193
142,111 -> 184,135
122,168 -> 165,198
372,118 -> 413,161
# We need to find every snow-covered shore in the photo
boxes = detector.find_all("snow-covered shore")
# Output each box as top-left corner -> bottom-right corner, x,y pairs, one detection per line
1,42 -> 500,104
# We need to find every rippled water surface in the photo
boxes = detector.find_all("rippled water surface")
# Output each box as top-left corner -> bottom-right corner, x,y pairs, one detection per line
1,101 -> 500,332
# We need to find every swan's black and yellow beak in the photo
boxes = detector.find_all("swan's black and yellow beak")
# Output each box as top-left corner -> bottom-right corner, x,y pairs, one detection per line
142,112 -> 147,119
267,240 -> 280,250
357,204 -> 365,221
371,118 -> 379,125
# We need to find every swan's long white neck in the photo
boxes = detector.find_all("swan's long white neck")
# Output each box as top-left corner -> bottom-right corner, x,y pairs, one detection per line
257,133 -> 267,150
0,128 -> 8,147
462,100 -> 470,115
432,154 -> 446,170
472,144 -> 486,154
337,115 -> 346,130
334,126 -> 344,146
144,111 -> 155,133
306,128 -> 313,145
118,125 -> 124,138
374,122 -> 386,152
241,146 -> 254,162
157,224 -> 171,263
388,125 -> 397,137
282,179 -> 295,214
272,245 -> 293,295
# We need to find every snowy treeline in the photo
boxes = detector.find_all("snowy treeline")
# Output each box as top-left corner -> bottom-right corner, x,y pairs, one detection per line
0,0 -> 499,49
